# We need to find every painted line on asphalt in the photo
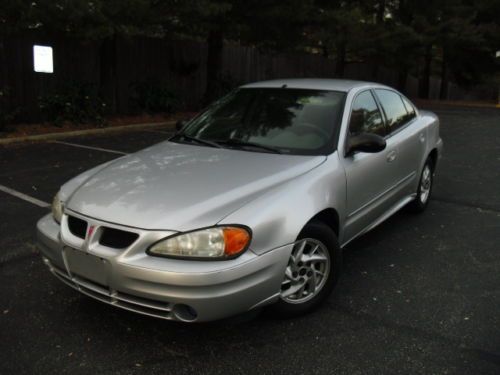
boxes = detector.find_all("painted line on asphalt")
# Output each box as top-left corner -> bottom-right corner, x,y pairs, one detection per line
0,184 -> 50,208
52,141 -> 128,155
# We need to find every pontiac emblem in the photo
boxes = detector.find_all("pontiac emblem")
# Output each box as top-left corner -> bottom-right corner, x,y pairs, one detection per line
87,225 -> 95,239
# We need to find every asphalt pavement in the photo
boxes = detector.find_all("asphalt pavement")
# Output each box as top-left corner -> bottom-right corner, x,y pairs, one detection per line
0,107 -> 499,375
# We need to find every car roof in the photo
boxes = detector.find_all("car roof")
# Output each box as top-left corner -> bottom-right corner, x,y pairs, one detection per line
240,78 -> 390,93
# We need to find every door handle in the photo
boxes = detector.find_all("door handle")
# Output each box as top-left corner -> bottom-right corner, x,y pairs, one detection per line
386,150 -> 397,163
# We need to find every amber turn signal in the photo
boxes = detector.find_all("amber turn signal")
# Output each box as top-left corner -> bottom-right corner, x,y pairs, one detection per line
223,227 -> 251,256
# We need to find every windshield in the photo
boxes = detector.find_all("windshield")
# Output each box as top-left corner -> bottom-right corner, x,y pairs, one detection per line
172,88 -> 346,155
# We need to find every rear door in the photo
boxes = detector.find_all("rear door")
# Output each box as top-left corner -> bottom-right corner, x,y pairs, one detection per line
342,90 -> 400,242
373,89 -> 425,199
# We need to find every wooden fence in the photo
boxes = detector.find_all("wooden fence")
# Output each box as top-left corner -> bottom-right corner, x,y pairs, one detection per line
0,33 -> 493,123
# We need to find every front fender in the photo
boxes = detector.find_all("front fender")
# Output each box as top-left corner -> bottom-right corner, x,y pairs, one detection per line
219,153 -> 346,255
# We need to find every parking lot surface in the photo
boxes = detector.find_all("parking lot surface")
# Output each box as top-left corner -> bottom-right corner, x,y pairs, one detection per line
1,107 -> 499,374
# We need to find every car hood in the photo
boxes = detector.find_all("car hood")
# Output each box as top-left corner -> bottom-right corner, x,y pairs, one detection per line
66,141 -> 326,231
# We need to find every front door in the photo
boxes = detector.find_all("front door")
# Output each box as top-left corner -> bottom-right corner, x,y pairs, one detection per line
341,90 -> 400,243
373,89 -> 425,198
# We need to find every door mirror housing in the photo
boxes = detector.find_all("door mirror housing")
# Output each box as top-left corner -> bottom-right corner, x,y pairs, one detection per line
347,133 -> 386,155
176,119 -> 188,132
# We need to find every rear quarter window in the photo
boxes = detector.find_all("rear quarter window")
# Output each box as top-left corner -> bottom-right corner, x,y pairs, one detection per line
401,96 -> 417,120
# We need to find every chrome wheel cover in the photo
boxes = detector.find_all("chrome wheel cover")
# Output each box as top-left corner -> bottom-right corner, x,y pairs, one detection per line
420,164 -> 432,204
280,238 -> 330,304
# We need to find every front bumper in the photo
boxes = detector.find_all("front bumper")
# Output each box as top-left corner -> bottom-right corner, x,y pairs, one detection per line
37,213 -> 293,322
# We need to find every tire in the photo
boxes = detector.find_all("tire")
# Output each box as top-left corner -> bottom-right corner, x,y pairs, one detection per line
269,220 -> 341,318
407,158 -> 434,213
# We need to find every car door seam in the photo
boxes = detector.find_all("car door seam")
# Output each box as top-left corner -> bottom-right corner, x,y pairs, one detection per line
346,171 -> 416,219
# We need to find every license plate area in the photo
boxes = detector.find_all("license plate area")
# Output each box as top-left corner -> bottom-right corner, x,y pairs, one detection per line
63,247 -> 110,286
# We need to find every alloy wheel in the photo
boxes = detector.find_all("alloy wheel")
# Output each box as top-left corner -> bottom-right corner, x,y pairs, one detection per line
280,238 -> 331,304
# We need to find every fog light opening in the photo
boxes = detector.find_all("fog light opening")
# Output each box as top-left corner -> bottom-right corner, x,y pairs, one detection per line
172,304 -> 198,322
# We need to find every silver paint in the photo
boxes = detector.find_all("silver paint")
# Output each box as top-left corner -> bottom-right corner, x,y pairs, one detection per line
37,79 -> 443,322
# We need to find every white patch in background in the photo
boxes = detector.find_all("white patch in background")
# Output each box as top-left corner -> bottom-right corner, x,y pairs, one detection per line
33,45 -> 53,73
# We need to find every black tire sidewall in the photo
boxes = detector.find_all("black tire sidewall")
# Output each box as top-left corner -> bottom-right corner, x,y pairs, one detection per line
408,159 -> 433,212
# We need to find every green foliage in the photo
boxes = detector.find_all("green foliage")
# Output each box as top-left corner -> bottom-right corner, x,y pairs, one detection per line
3,0 -> 500,104
38,83 -> 106,126
248,1 -> 316,51
129,82 -> 180,114
0,0 -> 37,36
0,87 -> 19,131
22,0 -> 165,39
304,0 -> 500,96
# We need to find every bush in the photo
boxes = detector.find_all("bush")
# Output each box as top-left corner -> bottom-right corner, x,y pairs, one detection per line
0,87 -> 18,132
129,82 -> 180,114
38,83 -> 106,126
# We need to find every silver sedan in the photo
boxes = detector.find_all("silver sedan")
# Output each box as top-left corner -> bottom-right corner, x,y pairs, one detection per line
37,79 -> 443,322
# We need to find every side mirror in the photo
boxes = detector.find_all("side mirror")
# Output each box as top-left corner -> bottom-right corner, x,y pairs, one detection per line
347,133 -> 386,155
175,120 -> 187,132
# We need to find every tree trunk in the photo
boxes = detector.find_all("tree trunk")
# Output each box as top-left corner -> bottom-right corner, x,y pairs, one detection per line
0,36 -> 7,128
321,45 -> 329,59
371,63 -> 379,82
371,0 -> 385,81
99,33 -> 118,114
397,68 -> 408,92
335,40 -> 346,78
0,36 -> 7,105
419,45 -> 432,99
204,28 -> 224,104
0,37 -> 6,92
439,51 -> 448,100
376,0 -> 386,24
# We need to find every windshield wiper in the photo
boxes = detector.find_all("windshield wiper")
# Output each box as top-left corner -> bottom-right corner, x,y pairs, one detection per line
218,139 -> 282,154
171,134 -> 222,148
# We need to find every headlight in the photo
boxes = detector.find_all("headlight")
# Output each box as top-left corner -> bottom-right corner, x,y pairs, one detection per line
148,226 -> 251,259
51,192 -> 63,223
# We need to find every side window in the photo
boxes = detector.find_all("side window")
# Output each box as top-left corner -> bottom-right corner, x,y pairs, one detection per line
348,91 -> 385,137
401,96 -> 417,121
375,89 -> 412,132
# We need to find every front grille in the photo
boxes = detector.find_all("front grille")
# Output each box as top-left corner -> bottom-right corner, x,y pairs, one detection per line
46,261 -> 173,319
99,227 -> 139,249
66,214 -> 138,249
67,215 -> 87,239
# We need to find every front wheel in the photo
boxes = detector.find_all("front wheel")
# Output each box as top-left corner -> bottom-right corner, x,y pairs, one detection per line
407,158 -> 433,213
269,221 -> 341,318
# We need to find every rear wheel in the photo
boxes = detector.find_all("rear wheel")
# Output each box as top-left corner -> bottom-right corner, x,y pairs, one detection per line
407,158 -> 433,213
270,221 -> 341,318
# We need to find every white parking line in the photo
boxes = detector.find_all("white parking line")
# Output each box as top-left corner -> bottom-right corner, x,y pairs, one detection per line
53,141 -> 127,155
0,184 -> 50,208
